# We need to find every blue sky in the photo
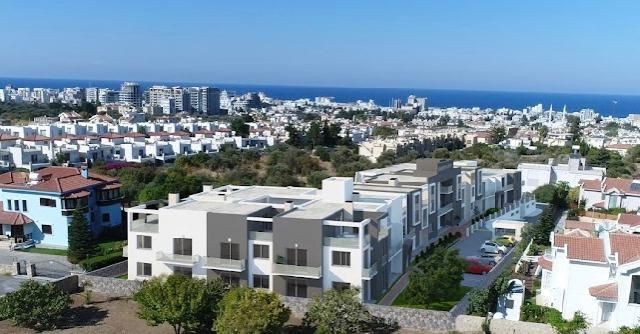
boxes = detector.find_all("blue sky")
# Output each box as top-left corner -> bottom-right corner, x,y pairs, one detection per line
2,0 -> 640,94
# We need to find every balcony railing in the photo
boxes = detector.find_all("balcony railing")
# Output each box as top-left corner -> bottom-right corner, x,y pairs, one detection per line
439,201 -> 454,214
130,217 -> 159,233
440,185 -> 454,194
323,236 -> 359,249
362,262 -> 378,279
249,231 -> 273,242
156,251 -> 197,266
202,257 -> 246,272
272,263 -> 322,279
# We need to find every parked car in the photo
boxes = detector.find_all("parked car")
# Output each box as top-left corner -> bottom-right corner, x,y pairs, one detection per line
464,257 -> 494,275
494,235 -> 516,247
467,255 -> 497,266
480,241 -> 507,254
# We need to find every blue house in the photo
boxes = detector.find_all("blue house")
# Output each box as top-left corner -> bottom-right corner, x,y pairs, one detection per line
0,166 -> 123,248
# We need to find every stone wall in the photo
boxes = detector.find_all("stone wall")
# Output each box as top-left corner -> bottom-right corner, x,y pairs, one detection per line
51,275 -> 79,294
0,263 -> 16,275
78,275 -> 142,297
489,318 -> 554,334
455,315 -> 486,333
87,260 -> 127,277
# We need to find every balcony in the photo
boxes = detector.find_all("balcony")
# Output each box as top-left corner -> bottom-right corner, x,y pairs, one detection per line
249,231 -> 273,242
202,257 -> 246,272
272,263 -> 322,279
156,252 -> 197,266
362,262 -> 378,279
130,217 -> 159,233
323,236 -> 359,249
439,201 -> 454,214
379,226 -> 390,240
440,185 -> 454,194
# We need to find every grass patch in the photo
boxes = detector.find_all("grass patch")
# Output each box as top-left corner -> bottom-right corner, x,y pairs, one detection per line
18,247 -> 67,256
392,285 -> 472,311
116,274 -> 128,279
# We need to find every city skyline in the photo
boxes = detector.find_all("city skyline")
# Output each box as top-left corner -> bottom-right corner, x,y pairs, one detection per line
2,1 -> 640,95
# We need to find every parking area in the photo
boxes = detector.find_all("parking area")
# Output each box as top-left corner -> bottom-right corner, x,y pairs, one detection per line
0,275 -> 25,295
453,229 -> 512,287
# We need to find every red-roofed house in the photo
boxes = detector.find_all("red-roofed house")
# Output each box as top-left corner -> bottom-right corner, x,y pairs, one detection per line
539,230 -> 640,330
580,177 -> 640,212
0,166 -> 122,248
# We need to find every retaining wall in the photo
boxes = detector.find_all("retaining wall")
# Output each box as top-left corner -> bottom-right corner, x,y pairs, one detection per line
78,274 -> 142,297
87,260 -> 128,277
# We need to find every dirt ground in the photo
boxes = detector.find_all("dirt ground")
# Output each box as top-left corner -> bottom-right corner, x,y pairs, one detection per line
0,292 -> 430,333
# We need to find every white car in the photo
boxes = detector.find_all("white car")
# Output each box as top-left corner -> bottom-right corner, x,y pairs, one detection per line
480,241 -> 507,254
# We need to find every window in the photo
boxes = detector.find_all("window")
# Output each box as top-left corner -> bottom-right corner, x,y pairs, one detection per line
630,276 -> 640,304
7,200 -> 11,211
221,242 -> 240,260
40,198 -> 56,207
332,251 -> 351,266
42,224 -> 52,235
472,185 -> 476,197
332,282 -> 350,290
22,200 -> 27,212
286,248 -> 307,266
13,200 -> 19,211
429,184 -> 436,214
253,244 -> 269,259
413,193 -> 420,225
286,280 -> 307,298
173,266 -> 192,277
457,175 -> 463,201
221,274 -> 240,286
173,238 -> 192,256
137,235 -> 152,249
102,213 -> 110,223
422,208 -> 429,229
253,275 -> 269,289
136,262 -> 152,276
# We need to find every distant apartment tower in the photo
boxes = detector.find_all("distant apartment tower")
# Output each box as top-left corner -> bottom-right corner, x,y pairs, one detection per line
86,87 -> 99,103
189,87 -> 220,114
98,89 -> 119,104
119,82 -> 142,107
148,86 -> 190,113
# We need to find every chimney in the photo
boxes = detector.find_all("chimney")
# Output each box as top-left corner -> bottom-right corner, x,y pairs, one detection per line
80,165 -> 89,179
168,193 -> 180,206
343,200 -> 354,221
202,184 -> 213,192
283,200 -> 294,212
388,177 -> 400,187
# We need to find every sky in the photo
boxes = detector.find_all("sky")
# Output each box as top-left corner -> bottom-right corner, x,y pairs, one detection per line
2,0 -> 640,94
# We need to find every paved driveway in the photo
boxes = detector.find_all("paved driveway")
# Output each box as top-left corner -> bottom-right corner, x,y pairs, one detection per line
0,275 -> 24,295
0,249 -> 75,278
453,229 -> 505,287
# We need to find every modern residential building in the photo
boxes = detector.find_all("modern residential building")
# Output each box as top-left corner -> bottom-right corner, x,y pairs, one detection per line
119,82 -> 142,108
189,87 -> 221,114
518,146 -> 606,193
579,177 -> 640,211
125,177 -> 405,302
0,166 -> 122,248
538,229 -> 640,331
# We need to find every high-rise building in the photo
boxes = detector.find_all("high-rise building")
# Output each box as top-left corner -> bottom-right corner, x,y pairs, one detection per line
86,87 -> 99,103
148,86 -> 190,113
119,82 -> 142,107
189,86 -> 220,114
99,89 -> 119,104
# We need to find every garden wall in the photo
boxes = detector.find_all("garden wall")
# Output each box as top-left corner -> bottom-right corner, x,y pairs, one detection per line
86,260 -> 127,277
77,274 -> 142,297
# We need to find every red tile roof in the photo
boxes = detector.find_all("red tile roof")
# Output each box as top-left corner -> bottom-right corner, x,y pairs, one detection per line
0,133 -> 18,141
581,177 -> 640,196
564,220 -> 596,232
538,256 -> 553,271
589,282 -> 618,300
0,167 -> 119,195
609,233 -> 640,265
554,234 -> 606,263
618,214 -> 640,227
21,134 -> 50,141
63,190 -> 90,199
0,203 -> 32,226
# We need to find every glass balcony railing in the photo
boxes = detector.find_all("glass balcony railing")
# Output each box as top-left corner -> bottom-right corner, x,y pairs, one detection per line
202,257 -> 246,272
323,236 -> 359,248
156,251 -> 197,266
130,217 -> 159,233
440,185 -> 454,194
272,263 -> 322,279
362,262 -> 378,279
249,231 -> 273,242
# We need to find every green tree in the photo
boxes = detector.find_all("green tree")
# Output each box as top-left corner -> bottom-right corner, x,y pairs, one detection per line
215,287 -> 290,334
285,125 -> 304,148
303,288 -> 398,334
432,147 -> 450,159
405,247 -> 466,305
308,121 -> 323,148
566,115 -> 582,142
490,126 -> 507,144
134,274 -> 229,334
307,171 -> 330,189
315,146 -> 331,161
532,184 -> 557,204
231,117 -> 250,137
437,115 -> 451,126
0,280 -> 70,331
532,207 -> 556,245
538,125 -> 549,142
67,207 -> 97,264
467,288 -> 491,316
372,126 -> 398,138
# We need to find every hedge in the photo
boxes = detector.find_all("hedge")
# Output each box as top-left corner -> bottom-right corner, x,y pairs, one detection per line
80,252 -> 124,271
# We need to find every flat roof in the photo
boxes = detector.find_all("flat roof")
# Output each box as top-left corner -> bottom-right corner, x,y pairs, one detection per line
279,201 -> 342,220
354,183 -> 418,193
167,200 -> 270,215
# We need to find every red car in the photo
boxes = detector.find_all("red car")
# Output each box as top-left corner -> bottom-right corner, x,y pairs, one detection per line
464,257 -> 494,275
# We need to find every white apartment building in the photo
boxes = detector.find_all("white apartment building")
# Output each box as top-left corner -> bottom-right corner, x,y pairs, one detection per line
580,177 -> 640,211
125,177 -> 405,302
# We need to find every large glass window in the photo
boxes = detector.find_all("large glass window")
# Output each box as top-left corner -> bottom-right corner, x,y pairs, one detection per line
40,198 -> 57,207
173,238 -> 192,256
286,248 -> 307,266
221,242 -> 240,260
332,251 -> 351,267
630,276 -> 640,304
137,235 -> 152,249
253,275 -> 269,289
136,262 -> 152,276
253,244 -> 269,259
286,279 -> 307,298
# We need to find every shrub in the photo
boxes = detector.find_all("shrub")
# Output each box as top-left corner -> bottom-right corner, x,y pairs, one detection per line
215,287 -> 290,334
0,280 -> 70,330
467,288 -> 491,316
80,252 -> 124,271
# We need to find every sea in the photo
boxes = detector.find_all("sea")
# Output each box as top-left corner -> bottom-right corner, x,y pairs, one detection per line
1,77 -> 640,117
